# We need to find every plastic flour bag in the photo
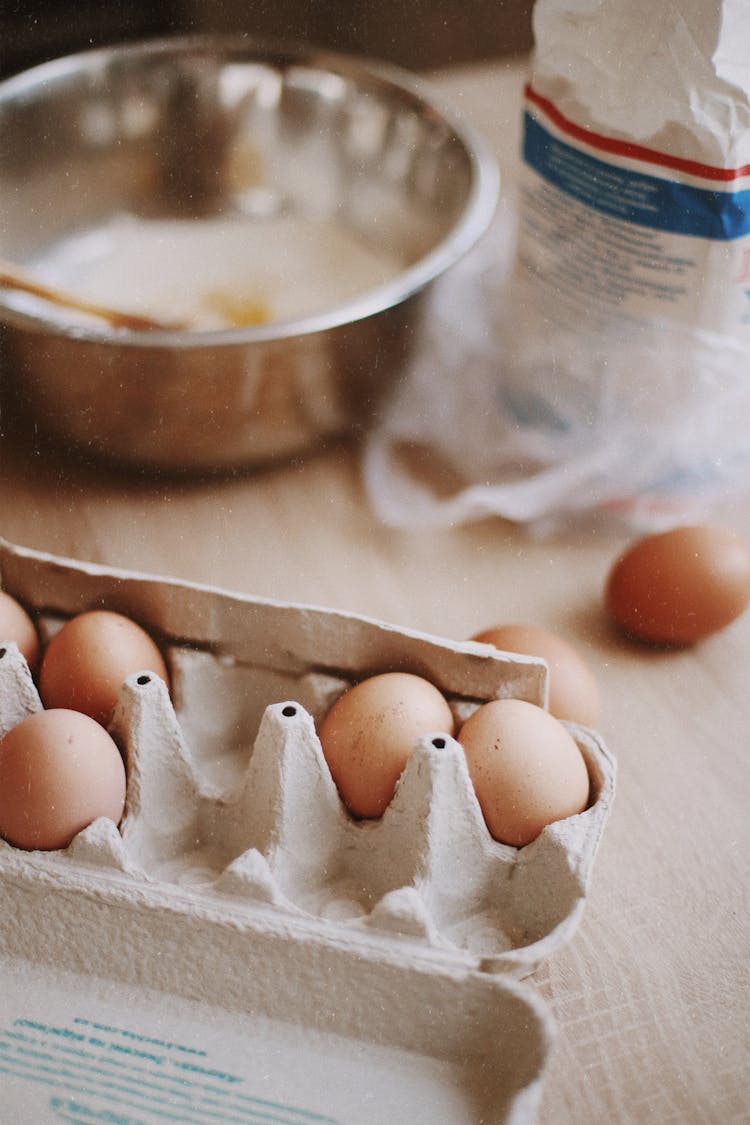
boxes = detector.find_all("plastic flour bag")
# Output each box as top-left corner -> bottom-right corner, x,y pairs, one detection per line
364,0 -> 750,532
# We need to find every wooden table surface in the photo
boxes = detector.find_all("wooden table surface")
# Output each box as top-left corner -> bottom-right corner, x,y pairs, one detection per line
0,59 -> 748,1125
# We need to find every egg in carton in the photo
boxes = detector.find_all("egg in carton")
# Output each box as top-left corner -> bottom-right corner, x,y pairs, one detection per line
0,538 -> 615,1124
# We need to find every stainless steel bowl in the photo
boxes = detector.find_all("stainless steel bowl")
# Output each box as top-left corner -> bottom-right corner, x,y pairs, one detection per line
0,36 -> 498,472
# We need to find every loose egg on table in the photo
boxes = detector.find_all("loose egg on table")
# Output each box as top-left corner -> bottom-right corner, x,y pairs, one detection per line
0,708 -> 127,851
471,622 -> 601,728
318,671 -> 455,819
457,698 -> 590,848
604,524 -> 750,646
39,609 -> 170,727
0,589 -> 40,672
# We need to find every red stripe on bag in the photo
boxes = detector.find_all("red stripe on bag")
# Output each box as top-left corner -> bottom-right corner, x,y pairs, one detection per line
525,83 -> 750,183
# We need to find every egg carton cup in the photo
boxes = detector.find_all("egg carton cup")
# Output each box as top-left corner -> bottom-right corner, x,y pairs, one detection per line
0,538 -> 616,1123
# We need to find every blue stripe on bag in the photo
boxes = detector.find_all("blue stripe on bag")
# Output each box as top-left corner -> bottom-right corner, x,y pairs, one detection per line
523,112 -> 750,241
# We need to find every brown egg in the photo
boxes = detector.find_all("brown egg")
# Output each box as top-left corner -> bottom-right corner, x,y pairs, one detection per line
605,524 -> 750,646
39,609 -> 169,726
0,590 -> 40,672
471,623 -> 600,727
318,671 -> 455,819
457,698 -> 590,847
0,708 -> 127,850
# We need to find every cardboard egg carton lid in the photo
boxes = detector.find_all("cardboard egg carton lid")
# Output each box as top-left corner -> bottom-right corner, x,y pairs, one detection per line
0,538 -> 616,1123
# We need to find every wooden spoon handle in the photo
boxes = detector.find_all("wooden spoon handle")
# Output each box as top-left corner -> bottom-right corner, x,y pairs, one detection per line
0,258 -> 187,331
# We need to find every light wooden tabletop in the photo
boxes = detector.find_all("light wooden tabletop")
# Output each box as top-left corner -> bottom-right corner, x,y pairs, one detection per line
0,59 -> 748,1125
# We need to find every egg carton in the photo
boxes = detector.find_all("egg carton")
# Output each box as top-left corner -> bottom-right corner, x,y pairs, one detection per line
0,538 -> 615,1124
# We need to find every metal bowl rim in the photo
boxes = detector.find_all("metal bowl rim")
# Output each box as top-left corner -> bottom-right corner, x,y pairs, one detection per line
0,34 -> 499,349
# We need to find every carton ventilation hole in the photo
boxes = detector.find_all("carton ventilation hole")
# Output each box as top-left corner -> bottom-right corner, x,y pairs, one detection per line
432,737 -> 447,749
282,705 -> 298,717
136,675 -> 151,685
0,648 -> 6,660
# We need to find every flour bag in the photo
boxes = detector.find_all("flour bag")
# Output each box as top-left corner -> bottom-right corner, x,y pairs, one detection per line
364,0 -> 750,531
